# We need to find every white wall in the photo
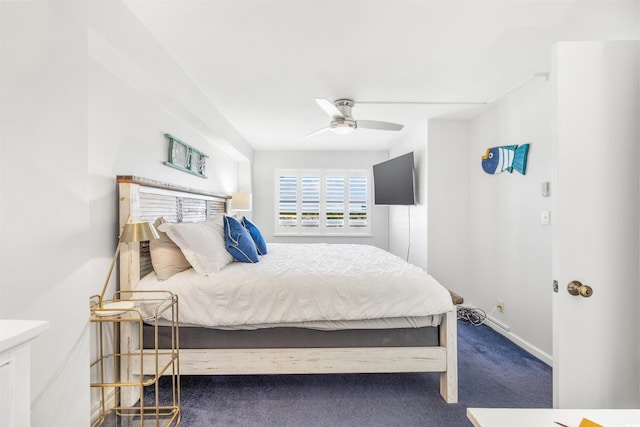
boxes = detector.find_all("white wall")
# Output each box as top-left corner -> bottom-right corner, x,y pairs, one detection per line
0,3 -> 90,426
87,2 -> 253,165
388,123 -> 429,269
253,151 -> 388,249
88,59 -> 240,292
1,2 -> 250,425
426,76 -> 553,360
426,121 -> 471,296
87,15 -> 245,418
88,2 -> 250,419
468,77 -> 553,358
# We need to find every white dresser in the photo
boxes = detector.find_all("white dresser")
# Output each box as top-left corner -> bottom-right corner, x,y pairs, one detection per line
467,408 -> 640,427
0,320 -> 49,427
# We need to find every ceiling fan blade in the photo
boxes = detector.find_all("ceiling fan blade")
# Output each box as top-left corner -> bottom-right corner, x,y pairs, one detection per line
356,120 -> 404,131
315,98 -> 344,118
304,126 -> 331,138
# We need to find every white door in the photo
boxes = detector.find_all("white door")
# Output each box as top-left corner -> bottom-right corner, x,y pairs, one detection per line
552,41 -> 639,409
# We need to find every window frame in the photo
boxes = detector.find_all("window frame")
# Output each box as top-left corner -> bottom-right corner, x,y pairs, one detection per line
274,168 -> 372,236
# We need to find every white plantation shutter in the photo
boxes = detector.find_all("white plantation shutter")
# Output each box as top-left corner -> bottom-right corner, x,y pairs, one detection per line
301,175 -> 320,228
348,174 -> 368,228
325,175 -> 345,228
276,169 -> 370,235
277,174 -> 297,228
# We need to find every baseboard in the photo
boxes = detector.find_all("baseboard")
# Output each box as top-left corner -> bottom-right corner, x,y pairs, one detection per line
90,387 -> 116,424
484,315 -> 553,366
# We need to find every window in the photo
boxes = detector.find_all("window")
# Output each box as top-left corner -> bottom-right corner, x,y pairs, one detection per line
276,169 -> 371,235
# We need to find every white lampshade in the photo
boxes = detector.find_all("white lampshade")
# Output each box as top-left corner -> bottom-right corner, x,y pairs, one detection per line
231,192 -> 252,211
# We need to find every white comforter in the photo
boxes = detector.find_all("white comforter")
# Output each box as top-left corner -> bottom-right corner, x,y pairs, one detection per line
135,243 -> 453,328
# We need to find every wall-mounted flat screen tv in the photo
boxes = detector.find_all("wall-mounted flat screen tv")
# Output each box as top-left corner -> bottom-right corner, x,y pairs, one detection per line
372,152 -> 416,205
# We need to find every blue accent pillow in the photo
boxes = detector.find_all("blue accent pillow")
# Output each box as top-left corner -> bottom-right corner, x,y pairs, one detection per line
241,217 -> 267,255
223,215 -> 259,263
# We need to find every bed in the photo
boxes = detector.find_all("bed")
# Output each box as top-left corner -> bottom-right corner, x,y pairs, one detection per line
116,175 -> 458,405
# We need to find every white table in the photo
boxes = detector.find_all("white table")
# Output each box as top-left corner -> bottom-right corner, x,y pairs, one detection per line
0,319 -> 50,427
467,408 -> 640,427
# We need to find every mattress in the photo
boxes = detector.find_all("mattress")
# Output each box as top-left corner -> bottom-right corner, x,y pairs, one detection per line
144,323 -> 439,349
159,315 -> 443,331
135,243 -> 454,329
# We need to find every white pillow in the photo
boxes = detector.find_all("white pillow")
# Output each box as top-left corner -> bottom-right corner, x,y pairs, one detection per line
158,214 -> 232,275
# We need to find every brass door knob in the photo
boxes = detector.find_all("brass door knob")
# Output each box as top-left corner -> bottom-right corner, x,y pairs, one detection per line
567,280 -> 593,298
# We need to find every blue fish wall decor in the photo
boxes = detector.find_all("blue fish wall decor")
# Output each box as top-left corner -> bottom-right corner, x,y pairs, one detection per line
481,144 -> 530,175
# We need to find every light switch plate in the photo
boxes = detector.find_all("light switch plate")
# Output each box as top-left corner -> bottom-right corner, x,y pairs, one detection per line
541,211 -> 550,225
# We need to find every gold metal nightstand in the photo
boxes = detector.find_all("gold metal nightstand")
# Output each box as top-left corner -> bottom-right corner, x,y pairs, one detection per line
90,290 -> 180,426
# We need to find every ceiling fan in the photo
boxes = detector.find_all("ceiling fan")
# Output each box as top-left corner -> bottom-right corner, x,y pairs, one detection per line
305,98 -> 404,137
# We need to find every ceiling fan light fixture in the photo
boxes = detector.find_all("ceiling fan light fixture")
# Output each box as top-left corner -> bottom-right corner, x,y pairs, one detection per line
330,117 -> 357,134
330,123 -> 356,134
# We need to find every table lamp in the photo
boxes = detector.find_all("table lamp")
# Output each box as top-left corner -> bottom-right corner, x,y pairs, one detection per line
231,192 -> 252,211
94,219 -> 160,316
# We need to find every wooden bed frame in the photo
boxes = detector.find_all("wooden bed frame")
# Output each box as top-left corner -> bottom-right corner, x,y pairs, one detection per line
116,175 -> 458,404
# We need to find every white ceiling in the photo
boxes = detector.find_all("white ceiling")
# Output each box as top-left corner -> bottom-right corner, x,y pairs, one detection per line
124,0 -> 638,152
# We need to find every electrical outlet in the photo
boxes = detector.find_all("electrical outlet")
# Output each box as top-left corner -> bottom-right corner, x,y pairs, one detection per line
497,299 -> 505,313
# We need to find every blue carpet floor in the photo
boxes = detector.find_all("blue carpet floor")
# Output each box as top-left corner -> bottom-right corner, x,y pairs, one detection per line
149,320 -> 552,426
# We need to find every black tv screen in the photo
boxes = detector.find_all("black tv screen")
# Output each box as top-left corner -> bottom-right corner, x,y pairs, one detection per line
372,152 -> 416,205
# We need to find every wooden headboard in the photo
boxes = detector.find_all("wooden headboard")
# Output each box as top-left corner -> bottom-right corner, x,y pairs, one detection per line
117,176 -> 229,292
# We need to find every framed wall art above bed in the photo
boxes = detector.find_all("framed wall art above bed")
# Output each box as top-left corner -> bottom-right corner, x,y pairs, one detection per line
115,175 -> 458,406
